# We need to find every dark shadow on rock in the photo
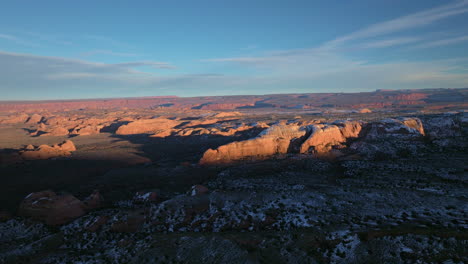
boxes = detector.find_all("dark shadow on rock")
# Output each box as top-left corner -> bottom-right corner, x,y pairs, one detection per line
100,121 -> 130,133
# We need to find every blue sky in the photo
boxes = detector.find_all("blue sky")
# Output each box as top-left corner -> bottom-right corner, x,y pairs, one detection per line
1,0 -> 468,100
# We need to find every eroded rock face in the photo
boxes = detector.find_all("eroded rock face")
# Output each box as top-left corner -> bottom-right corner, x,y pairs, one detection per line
115,118 -> 181,135
0,113 -> 29,124
299,122 -> 359,155
199,117 -> 433,164
365,118 -> 425,139
25,114 -> 43,124
69,125 -> 103,136
200,123 -> 309,165
38,126 -> 70,137
20,140 -> 76,160
18,191 -> 86,226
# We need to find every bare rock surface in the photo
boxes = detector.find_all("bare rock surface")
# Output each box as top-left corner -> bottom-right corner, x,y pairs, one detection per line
18,190 -> 86,226
20,140 -> 76,160
116,118 -> 181,135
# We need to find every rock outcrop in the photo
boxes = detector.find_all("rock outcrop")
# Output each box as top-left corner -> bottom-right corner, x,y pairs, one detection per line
199,117 -> 433,164
69,125 -> 103,136
18,191 -> 86,225
115,118 -> 181,135
0,113 -> 29,124
190,185 -> 209,196
25,114 -> 43,124
200,122 -> 309,165
300,121 -> 362,156
38,126 -> 70,137
364,118 -> 425,139
20,140 -> 76,160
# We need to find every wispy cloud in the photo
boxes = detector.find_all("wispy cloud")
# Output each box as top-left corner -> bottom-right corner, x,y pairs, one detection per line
23,31 -> 73,46
0,50 -> 175,81
84,35 -> 133,48
323,0 -> 468,49
413,35 -> 468,49
0,33 -> 38,46
80,49 -> 139,57
360,37 -> 421,48
113,61 -> 176,69
204,0 -> 468,82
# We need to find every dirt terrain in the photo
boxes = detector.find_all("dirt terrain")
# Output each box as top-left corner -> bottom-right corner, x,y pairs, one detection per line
0,90 -> 467,263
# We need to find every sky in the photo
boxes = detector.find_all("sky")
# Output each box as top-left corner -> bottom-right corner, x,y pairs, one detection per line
0,0 -> 468,100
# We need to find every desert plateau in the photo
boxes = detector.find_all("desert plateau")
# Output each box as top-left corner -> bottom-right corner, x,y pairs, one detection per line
0,89 -> 466,263
2,1 -> 468,263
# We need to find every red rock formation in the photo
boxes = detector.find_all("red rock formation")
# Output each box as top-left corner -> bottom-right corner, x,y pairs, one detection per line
212,112 -> 243,118
25,113 -> 43,124
365,118 -> 425,139
200,123 -> 308,165
299,121 -> 362,156
115,118 -> 181,135
38,126 -> 70,136
401,118 -> 425,136
70,125 -> 103,136
0,113 -> 29,124
18,191 -> 86,225
20,140 -> 76,160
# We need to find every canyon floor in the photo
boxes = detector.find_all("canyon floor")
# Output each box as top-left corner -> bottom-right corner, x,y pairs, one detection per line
0,90 -> 467,263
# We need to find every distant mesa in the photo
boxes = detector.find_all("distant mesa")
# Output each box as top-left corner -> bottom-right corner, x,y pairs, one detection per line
0,88 -> 466,112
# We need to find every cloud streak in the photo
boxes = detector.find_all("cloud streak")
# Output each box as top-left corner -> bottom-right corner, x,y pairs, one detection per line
0,33 -> 38,46
323,0 -> 468,49
80,50 -> 139,57
413,35 -> 468,49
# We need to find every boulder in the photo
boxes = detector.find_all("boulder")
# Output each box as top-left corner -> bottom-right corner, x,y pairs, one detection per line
57,140 -> 76,152
83,190 -> 103,211
18,191 -> 86,225
190,185 -> 209,196
133,191 -> 159,203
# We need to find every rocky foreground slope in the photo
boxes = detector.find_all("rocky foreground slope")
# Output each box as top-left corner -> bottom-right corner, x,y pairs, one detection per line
0,111 -> 466,263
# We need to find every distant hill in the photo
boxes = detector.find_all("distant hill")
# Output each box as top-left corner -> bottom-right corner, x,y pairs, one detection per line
0,88 -> 466,112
